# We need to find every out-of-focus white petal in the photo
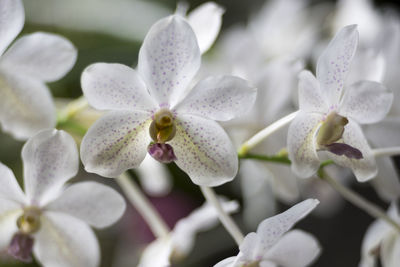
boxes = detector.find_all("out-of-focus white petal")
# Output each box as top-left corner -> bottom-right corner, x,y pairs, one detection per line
81,111 -> 152,178
298,70 -> 328,113
339,81 -> 392,124
322,120 -> 377,182
0,70 -> 55,140
254,199 -> 319,256
0,0 -> 24,55
175,75 -> 256,121
364,117 -> 400,147
381,234 -> 400,267
34,211 -> 99,267
138,15 -> 200,107
0,162 -> 26,204
0,32 -> 77,82
371,157 -> 400,202
136,154 -> 172,197
170,114 -> 237,186
288,112 -> 323,178
187,2 -> 225,54
265,230 -> 321,267
172,198 -> 239,256
22,129 -> 78,206
81,63 -> 157,112
316,25 -> 358,104
267,163 -> 300,203
0,209 -> 22,250
137,237 -> 172,267
46,181 -> 126,229
347,48 -> 385,83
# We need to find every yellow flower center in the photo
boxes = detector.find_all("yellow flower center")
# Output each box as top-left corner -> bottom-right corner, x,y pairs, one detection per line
149,109 -> 176,143
17,207 -> 42,235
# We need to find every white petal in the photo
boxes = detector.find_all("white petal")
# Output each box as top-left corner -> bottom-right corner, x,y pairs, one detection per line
381,233 -> 400,267
170,114 -> 238,186
287,112 -> 323,178
339,81 -> 392,124
0,32 -> 77,82
0,70 -> 55,140
175,75 -> 256,121
298,70 -> 328,113
81,63 -> 157,111
0,0 -> 24,55
187,2 -> 225,54
251,199 -> 319,257
81,111 -> 152,178
0,162 -> 26,204
172,197 -> 239,256
137,237 -> 172,267
22,129 -> 79,206
46,181 -> 126,229
265,230 -> 321,267
347,48 -> 385,83
138,15 -> 201,107
316,25 -> 358,104
0,209 -> 22,250
136,154 -> 172,197
34,211 -> 100,267
322,120 -> 377,182
371,157 -> 400,202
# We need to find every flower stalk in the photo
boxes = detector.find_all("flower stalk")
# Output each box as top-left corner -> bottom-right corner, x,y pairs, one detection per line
200,186 -> 244,246
116,172 -> 170,238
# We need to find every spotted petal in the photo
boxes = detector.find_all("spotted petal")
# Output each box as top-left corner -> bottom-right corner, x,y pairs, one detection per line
0,70 -> 55,140
80,110 -> 152,178
0,0 -> 24,55
298,70 -> 328,113
321,120 -> 377,182
46,181 -> 126,229
187,2 -> 225,54
287,112 -> 323,178
0,32 -> 77,82
34,211 -> 99,267
22,130 -> 79,206
175,75 -> 256,121
316,25 -> 358,105
138,15 -> 201,107
339,81 -> 392,124
169,114 -> 237,186
81,63 -> 157,112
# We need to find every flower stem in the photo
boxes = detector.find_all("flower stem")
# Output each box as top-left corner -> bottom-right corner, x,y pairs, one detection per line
117,172 -> 170,238
56,96 -> 89,124
238,111 -> 298,156
372,147 -> 400,157
200,186 -> 244,246
319,172 -> 400,232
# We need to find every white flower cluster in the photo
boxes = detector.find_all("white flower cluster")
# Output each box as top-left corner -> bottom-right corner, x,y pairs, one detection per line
0,0 -> 399,266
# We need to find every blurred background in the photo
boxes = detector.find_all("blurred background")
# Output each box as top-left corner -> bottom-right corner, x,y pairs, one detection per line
1,0 -> 400,266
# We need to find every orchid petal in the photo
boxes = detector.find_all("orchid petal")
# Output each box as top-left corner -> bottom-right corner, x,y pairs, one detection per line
339,81 -> 392,124
288,112 -> 323,178
46,181 -> 126,229
22,129 -> 79,206
175,75 -> 256,121
0,209 -> 22,250
81,63 -> 157,112
316,25 -> 358,104
347,48 -> 385,83
298,70 -> 328,113
34,211 -> 99,267
187,2 -> 225,54
0,0 -> 24,55
265,230 -> 321,267
170,114 -> 237,186
381,233 -> 400,267
0,32 -> 77,82
0,162 -> 26,204
80,111 -> 152,178
0,70 -> 55,140
254,199 -> 319,256
371,157 -> 400,202
323,120 -> 377,182
138,15 -> 200,107
137,237 -> 172,267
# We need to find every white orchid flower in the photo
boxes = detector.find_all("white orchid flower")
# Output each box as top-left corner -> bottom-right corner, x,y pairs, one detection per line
214,199 -> 321,267
80,15 -> 256,186
0,0 -> 77,140
0,129 -> 126,266
359,203 -> 400,267
287,25 -> 393,181
138,197 -> 239,267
